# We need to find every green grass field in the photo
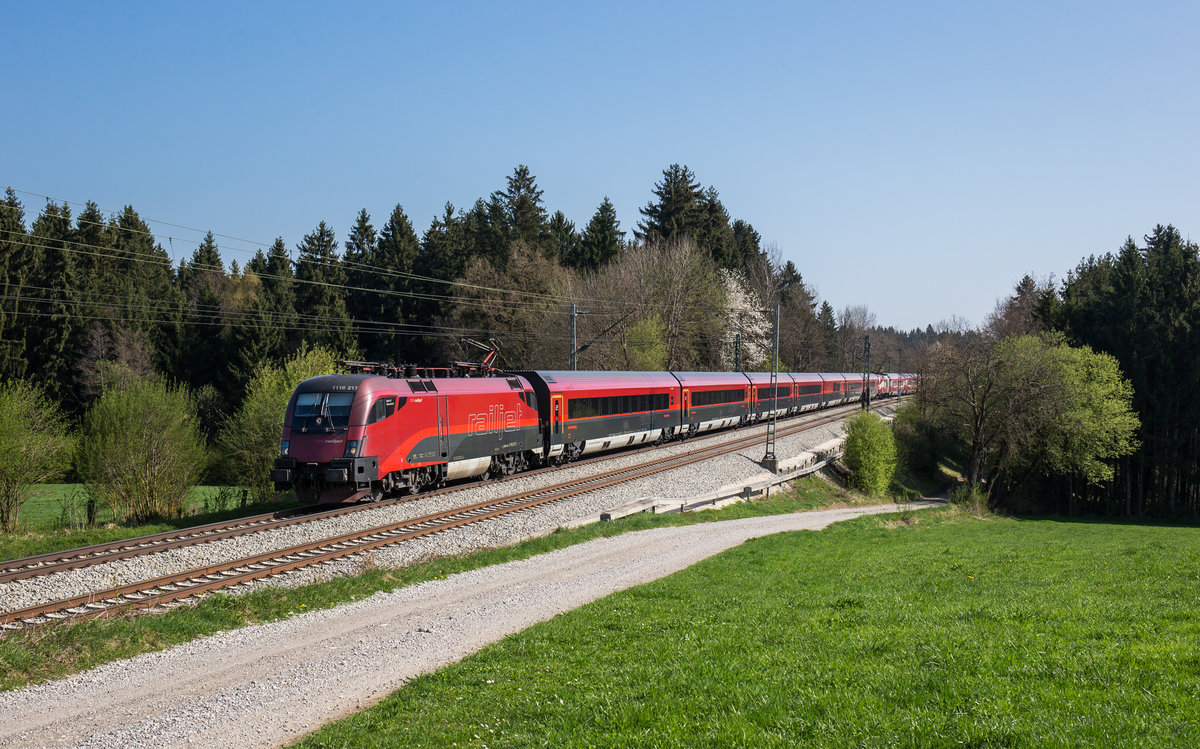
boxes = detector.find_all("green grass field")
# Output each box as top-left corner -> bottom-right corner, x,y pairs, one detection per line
294,510 -> 1200,748
1,484 -> 299,561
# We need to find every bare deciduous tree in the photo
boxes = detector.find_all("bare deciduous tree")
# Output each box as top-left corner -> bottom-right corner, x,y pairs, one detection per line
77,322 -> 157,398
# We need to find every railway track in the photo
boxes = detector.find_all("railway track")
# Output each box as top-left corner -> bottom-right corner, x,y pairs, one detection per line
1,401 -> 870,585
0,402 -> 884,632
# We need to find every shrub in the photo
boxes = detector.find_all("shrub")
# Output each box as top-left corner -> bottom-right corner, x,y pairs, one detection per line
950,482 -> 991,517
892,401 -> 939,474
77,379 -> 206,523
843,411 -> 898,496
218,346 -> 342,503
0,381 -> 74,532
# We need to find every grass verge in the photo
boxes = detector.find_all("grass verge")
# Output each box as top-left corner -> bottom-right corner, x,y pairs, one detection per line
294,510 -> 1200,748
1,486 -> 299,561
0,476 -> 867,691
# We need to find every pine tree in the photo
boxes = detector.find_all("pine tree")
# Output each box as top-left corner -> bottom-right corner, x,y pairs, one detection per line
237,239 -> 295,363
0,189 -> 31,380
732,220 -> 762,269
547,210 -> 580,265
415,204 -> 472,347
179,232 -> 229,392
635,164 -> 703,244
464,196 -> 509,269
505,165 -> 548,252
27,202 -> 84,408
109,206 -> 178,369
259,237 -> 298,355
419,203 -> 472,283
342,208 -> 378,336
227,249 -> 278,393
369,204 -> 421,361
694,187 -> 737,268
72,201 -> 112,288
818,301 -> 838,368
576,197 -> 624,271
295,221 -> 356,355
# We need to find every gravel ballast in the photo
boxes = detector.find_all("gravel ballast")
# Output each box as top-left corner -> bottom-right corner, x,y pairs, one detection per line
0,407 -> 881,614
0,501 -> 933,749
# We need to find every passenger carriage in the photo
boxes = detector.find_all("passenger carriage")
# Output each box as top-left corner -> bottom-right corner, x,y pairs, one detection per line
744,372 -> 792,421
789,372 -> 825,412
518,370 -> 680,461
669,371 -> 751,436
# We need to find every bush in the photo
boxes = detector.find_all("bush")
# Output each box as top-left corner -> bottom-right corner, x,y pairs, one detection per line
892,401 -> 939,475
843,411 -> 898,496
950,482 -> 990,517
218,346 -> 342,503
77,379 -> 206,523
0,381 -> 74,532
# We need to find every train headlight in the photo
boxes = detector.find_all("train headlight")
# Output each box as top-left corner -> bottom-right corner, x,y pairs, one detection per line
344,438 -> 364,457
280,440 -> 289,457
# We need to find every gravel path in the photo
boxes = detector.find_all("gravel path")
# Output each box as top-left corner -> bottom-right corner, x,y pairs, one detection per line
0,500 -> 933,749
0,406 -> 882,614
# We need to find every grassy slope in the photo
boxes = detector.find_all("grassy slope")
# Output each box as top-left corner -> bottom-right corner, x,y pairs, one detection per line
0,477 -> 853,690
295,511 -> 1200,748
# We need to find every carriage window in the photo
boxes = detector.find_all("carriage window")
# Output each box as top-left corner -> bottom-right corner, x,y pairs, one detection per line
756,386 -> 792,399
569,393 -> 666,419
692,389 -> 746,406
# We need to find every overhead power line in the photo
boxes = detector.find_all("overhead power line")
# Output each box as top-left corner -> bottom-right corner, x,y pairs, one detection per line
4,187 -> 645,312
4,229 -> 637,318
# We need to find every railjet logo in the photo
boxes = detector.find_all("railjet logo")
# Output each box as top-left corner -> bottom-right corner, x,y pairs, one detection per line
467,406 -> 518,435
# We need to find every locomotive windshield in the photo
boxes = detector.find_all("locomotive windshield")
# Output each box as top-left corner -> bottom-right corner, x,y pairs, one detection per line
293,392 -> 355,432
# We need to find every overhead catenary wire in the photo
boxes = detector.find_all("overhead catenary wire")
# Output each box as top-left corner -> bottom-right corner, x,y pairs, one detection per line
0,282 -> 748,352
2,189 -> 823,361
3,229 -> 639,319
4,188 -> 647,312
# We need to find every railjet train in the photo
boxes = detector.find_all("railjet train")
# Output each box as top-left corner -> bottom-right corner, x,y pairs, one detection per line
271,366 -> 915,504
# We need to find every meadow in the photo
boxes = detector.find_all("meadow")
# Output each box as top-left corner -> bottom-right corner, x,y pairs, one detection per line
295,510 -> 1200,748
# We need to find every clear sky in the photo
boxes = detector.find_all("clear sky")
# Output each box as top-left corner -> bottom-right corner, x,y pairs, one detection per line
4,1 -> 1198,331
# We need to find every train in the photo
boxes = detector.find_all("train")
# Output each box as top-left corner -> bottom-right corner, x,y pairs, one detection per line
270,366 -> 916,504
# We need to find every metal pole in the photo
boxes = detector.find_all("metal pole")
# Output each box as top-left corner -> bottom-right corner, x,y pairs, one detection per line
734,332 -> 741,371
570,303 -> 577,370
863,334 -> 871,410
762,304 -> 780,472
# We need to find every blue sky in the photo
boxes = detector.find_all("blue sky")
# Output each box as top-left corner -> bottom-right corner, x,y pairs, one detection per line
4,1 -> 1198,331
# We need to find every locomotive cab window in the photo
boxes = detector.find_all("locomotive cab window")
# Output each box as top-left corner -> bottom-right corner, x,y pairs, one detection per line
293,392 -> 355,433
367,396 -> 400,424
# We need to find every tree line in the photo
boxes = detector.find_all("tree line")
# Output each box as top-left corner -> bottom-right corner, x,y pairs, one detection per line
0,164 -> 942,530
908,224 -> 1198,521
0,165 -> 928,423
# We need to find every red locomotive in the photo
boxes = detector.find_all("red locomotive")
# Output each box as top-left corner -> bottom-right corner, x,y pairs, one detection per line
271,366 -> 916,504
